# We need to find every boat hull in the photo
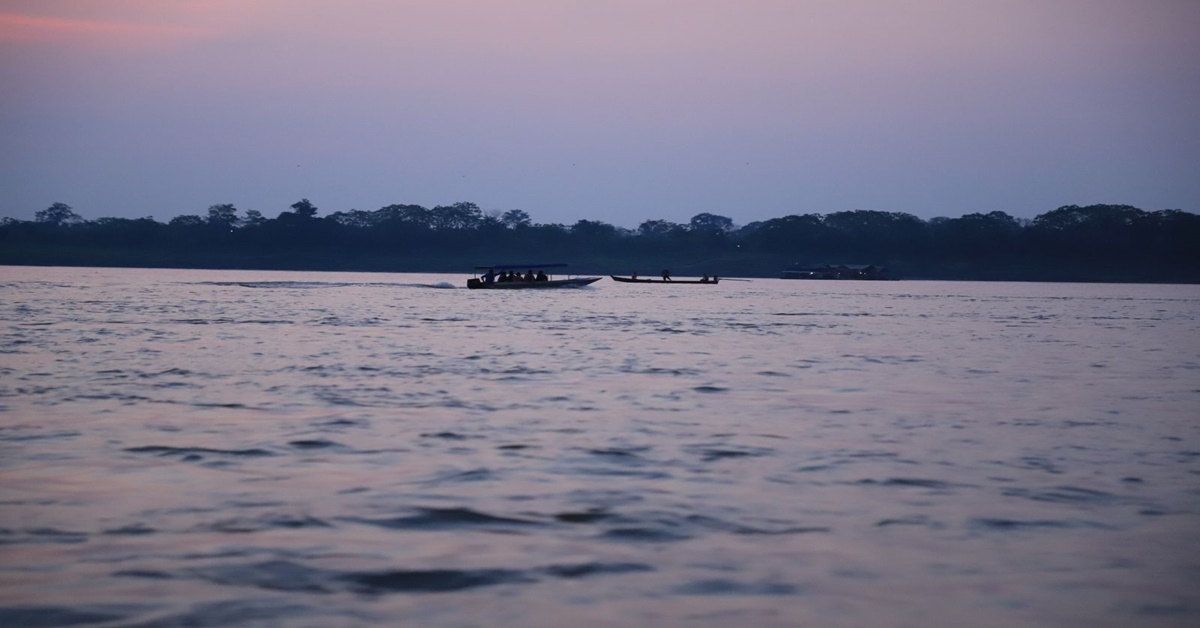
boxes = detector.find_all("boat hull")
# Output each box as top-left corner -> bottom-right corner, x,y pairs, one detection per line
467,277 -> 602,289
610,276 -> 719,284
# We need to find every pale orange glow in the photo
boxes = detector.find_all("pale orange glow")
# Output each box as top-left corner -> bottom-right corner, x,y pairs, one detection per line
0,0 -> 287,49
0,13 -> 207,44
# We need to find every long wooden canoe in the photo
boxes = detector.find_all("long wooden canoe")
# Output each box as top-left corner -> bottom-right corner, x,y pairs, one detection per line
610,275 -> 719,284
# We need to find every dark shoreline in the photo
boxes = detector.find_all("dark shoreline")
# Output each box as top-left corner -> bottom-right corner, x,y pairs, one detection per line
6,203 -> 1197,284
2,258 -> 1196,284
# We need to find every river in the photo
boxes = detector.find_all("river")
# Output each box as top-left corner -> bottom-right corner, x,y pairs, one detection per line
1,266 -> 1197,627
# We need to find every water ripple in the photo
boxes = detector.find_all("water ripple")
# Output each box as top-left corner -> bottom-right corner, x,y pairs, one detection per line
345,507 -> 541,530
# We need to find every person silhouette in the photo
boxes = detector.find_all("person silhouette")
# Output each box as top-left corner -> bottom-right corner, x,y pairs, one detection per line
661,269 -> 672,281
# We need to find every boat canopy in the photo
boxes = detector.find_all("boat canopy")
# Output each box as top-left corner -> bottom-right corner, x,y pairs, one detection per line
474,263 -> 568,271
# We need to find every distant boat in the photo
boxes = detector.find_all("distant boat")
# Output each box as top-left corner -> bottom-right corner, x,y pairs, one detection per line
780,264 -> 893,280
467,264 -> 602,289
610,275 -> 720,285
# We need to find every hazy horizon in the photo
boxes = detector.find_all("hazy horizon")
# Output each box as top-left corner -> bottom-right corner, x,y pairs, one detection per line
3,1 -> 1198,228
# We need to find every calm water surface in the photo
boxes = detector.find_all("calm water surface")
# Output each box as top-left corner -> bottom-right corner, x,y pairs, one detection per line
1,266 -> 1198,627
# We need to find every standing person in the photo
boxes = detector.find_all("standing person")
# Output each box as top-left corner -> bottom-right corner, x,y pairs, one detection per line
661,269 -> 672,281
481,268 -> 497,284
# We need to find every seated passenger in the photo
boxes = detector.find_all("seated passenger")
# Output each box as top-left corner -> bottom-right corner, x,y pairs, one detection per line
536,270 -> 548,281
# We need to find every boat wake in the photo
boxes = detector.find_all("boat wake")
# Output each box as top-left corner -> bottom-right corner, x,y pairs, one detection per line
196,281 -> 458,290
211,281 -> 353,289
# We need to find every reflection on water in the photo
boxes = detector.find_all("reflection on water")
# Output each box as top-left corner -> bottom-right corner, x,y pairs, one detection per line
1,266 -> 1198,626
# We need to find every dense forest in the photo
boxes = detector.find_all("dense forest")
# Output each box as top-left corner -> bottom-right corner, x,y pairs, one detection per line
2,200 -> 1198,282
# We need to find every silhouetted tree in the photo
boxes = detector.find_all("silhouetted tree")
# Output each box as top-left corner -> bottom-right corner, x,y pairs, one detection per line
689,212 -> 735,233
430,202 -> 482,230
571,219 -> 619,239
743,214 -> 827,257
327,209 -> 374,228
88,217 -> 163,248
637,219 -> 685,238
1029,204 -> 1146,262
1135,209 -> 1200,266
390,204 -> 433,229
932,211 -> 1022,260
823,210 -> 926,258
1032,204 -> 1141,232
36,202 -> 82,226
290,198 -> 319,219
169,215 -> 204,227
501,209 -> 532,229
206,204 -> 240,230
242,209 -> 266,227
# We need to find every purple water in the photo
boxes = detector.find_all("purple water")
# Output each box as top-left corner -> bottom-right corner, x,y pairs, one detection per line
1,266 -> 1198,626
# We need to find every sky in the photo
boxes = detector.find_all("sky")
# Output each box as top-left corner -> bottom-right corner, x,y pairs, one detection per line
1,0 -> 1198,229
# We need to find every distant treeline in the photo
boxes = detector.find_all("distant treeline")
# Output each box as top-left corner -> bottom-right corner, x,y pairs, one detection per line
2,200 -> 1198,282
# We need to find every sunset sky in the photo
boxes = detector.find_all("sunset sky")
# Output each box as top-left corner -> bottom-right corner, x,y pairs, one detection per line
2,0 -> 1197,228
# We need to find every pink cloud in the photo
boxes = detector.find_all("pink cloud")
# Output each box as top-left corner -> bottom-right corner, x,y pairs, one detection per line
0,12 -> 207,48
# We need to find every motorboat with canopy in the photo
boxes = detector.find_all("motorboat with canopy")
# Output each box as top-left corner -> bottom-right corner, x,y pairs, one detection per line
467,263 -> 602,289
